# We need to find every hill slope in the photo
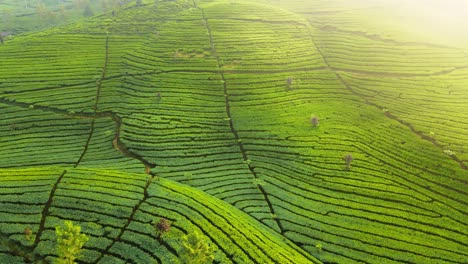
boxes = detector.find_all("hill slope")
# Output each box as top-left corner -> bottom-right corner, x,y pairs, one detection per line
0,0 -> 467,263
0,167 -> 317,263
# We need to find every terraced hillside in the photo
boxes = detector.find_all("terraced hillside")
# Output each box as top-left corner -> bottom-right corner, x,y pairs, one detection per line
0,0 -> 467,263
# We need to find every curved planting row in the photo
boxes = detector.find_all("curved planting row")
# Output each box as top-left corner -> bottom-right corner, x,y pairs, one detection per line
202,0 -> 304,22
196,1 -> 468,263
121,21 -> 216,73
0,0 -> 466,263
339,71 -> 468,165
0,168 -> 319,263
311,28 -> 468,75
0,103 -> 90,168
100,3 -> 279,231
207,18 -> 325,72
0,167 -> 61,264
0,1 -> 198,114
301,12 -> 468,166
222,70 -> 468,263
115,72 -> 276,227
0,34 -> 107,113
75,117 -> 144,173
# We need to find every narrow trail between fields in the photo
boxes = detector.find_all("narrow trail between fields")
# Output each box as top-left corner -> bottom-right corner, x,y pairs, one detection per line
29,37 -> 143,254
32,170 -> 67,249
70,36 -> 155,173
193,0 -> 286,236
74,36 -> 109,168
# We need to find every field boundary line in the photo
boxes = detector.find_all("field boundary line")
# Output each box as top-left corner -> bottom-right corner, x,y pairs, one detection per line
194,0 -> 286,237
306,23 -> 467,171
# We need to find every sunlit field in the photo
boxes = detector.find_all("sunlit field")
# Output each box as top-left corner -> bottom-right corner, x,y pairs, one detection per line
1,0 -> 467,263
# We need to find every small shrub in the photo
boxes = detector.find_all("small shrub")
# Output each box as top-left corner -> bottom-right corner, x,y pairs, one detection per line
252,178 -> 266,186
54,220 -> 89,264
443,149 -> 456,156
343,154 -> 354,170
154,218 -> 171,241
184,172 -> 193,183
178,231 -> 215,264
315,243 -> 323,252
286,77 -> 293,90
24,227 -> 33,241
310,116 -> 319,127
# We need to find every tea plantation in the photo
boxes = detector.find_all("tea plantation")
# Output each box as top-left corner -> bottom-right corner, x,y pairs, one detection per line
0,0 -> 467,263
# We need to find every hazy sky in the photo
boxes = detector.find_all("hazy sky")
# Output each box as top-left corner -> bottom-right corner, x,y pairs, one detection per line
398,0 -> 467,22
392,0 -> 468,46
320,0 -> 468,47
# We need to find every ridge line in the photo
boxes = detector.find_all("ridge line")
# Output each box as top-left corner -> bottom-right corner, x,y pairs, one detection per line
193,1 -> 285,236
74,36 -> 109,168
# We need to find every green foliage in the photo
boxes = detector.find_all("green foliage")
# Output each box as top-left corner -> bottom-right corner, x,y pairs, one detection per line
184,172 -> 193,184
343,153 -> 354,170
178,231 -> 215,264
315,243 -> 322,252
252,178 -> 266,186
0,0 -> 133,34
310,115 -> 319,127
154,218 -> 171,241
54,220 -> 89,264
0,0 -> 467,263
443,149 -> 456,156
286,77 -> 293,90
24,226 -> 34,241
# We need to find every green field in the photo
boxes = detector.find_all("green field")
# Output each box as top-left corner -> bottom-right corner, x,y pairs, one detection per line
0,0 -> 467,263
0,0 -> 134,35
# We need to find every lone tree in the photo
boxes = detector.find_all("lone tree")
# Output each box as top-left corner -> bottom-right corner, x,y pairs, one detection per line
343,154 -> 354,170
55,220 -> 89,264
154,218 -> 171,242
310,116 -> 319,127
179,231 -> 215,264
